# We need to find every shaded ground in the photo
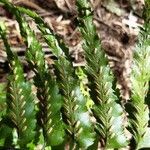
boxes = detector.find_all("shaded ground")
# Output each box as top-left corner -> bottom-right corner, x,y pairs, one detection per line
0,0 -> 84,82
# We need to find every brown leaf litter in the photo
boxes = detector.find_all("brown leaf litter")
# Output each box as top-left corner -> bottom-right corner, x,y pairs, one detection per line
0,0 -> 145,105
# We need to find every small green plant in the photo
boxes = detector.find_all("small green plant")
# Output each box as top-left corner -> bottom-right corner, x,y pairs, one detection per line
0,0 -> 150,149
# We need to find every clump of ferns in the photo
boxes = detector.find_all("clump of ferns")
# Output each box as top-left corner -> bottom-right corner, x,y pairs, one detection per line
0,0 -> 150,149
0,1 -> 95,149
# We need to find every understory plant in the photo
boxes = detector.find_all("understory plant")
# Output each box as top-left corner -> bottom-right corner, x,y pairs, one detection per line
0,0 -> 150,149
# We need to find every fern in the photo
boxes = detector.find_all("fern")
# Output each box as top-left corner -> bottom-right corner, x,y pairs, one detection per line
11,5 -> 65,147
77,0 -> 128,148
0,22 -> 36,148
55,58 -> 95,149
0,0 -> 150,149
13,4 -> 96,149
126,21 -> 150,149
1,1 -> 95,148
123,2 -> 150,149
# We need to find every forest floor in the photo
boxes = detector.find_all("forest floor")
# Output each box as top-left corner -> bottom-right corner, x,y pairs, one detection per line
0,0 -> 84,82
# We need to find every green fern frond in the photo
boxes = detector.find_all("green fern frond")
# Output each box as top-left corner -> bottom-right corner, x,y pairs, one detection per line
0,1 -> 65,146
0,22 -> 36,148
81,19 -> 127,148
127,22 -> 150,149
8,7 -> 65,147
77,0 -> 128,148
54,56 -> 95,149
16,6 -> 68,59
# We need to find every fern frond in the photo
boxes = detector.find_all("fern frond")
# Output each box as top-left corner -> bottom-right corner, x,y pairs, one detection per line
16,6 -> 69,59
127,22 -> 150,149
7,6 -> 66,146
0,22 -> 36,148
77,0 -> 128,148
54,56 -> 95,149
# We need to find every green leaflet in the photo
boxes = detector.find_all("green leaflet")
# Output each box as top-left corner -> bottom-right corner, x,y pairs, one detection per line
77,1 -> 128,147
34,73 -> 65,146
8,81 -> 36,147
0,23 -> 36,148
